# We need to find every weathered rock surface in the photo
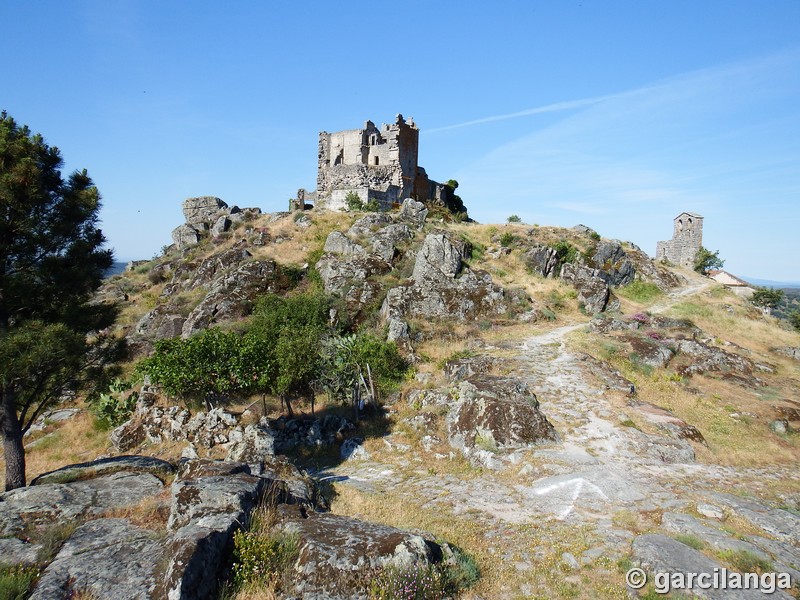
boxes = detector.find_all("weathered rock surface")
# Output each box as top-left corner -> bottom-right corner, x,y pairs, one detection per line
382,232 -> 506,322
171,223 -> 202,249
444,354 -> 496,382
524,245 -> 561,278
448,376 -> 559,452
30,455 -> 175,486
225,423 -> 276,462
591,240 -> 635,286
30,519 -> 162,600
0,471 -> 165,536
182,260 -> 292,337
560,263 -> 612,315
397,198 -> 428,226
183,196 -> 228,227
774,346 -> 800,361
275,504 -> 444,600
705,492 -> 800,543
632,533 -> 794,599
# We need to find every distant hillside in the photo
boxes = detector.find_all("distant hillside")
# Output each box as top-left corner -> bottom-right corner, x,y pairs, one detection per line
743,276 -> 800,288
773,287 -> 800,320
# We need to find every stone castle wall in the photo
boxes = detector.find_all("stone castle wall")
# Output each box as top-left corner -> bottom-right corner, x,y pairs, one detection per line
315,115 -> 445,210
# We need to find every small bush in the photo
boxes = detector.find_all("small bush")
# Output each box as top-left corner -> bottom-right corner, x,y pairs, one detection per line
89,378 -> 138,429
346,191 -> 365,211
0,563 -> 39,600
147,267 -> 165,285
499,232 -> 516,248
506,214 -> 521,223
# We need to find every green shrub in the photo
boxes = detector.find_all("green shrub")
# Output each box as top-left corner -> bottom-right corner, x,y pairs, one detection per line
694,247 -> 724,275
506,214 -> 521,223
499,232 -> 516,248
89,378 -> 138,429
346,191 -> 365,211
0,563 -> 39,600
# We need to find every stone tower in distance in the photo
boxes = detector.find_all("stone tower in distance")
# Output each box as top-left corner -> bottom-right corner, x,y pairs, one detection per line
655,212 -> 703,268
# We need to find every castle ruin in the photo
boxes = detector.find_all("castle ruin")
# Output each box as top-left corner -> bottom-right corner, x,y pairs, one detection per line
314,114 -> 452,211
655,212 -> 703,267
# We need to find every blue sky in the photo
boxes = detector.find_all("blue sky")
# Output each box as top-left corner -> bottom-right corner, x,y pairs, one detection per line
4,1 -> 799,281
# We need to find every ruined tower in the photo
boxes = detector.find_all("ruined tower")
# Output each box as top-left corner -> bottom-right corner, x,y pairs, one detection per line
315,114 -> 450,211
655,212 -> 704,267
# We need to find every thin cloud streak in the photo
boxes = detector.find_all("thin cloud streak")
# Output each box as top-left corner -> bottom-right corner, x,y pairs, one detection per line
426,94 -> 622,133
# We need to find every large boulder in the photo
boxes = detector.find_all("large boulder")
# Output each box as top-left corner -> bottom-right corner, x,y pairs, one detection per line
275,505 -> 444,599
397,198 -> 428,226
523,246 -> 560,278
225,424 -> 276,463
171,223 -> 202,250
382,232 -> 506,322
30,455 -> 175,486
182,196 -> 228,227
0,471 -> 165,537
29,519 -> 163,600
560,263 -> 612,315
591,240 -> 635,286
412,232 -> 468,281
182,260 -> 292,337
447,376 -> 559,451
323,231 -> 366,256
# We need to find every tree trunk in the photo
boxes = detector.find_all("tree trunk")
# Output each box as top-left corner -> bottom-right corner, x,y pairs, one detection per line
2,390 -> 26,491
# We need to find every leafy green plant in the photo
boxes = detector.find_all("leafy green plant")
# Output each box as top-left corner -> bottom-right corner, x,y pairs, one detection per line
694,247 -> 724,275
750,287 -> 784,310
346,191 -> 365,211
0,563 -> 39,600
89,378 -> 138,429
506,214 -> 521,223
499,232 -> 516,248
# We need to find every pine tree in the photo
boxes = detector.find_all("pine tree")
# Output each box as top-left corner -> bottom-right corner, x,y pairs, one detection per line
0,111 -> 118,490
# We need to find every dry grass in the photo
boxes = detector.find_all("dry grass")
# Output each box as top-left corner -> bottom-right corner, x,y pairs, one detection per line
100,487 -> 172,529
331,485 -> 629,599
2,410 -> 111,484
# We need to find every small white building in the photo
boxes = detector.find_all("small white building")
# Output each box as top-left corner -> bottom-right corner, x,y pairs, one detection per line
707,269 -> 755,298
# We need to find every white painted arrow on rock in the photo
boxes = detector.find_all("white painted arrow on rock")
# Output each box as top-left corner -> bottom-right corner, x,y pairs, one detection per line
532,477 -> 610,520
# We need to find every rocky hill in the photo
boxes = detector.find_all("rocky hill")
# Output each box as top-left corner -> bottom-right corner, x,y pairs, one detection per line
2,197 -> 798,599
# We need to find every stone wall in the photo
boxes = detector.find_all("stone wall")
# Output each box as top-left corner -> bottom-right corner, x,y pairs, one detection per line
655,212 -> 703,267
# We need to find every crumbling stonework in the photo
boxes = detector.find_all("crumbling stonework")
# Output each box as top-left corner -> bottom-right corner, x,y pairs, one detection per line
316,114 -> 452,210
655,212 -> 703,267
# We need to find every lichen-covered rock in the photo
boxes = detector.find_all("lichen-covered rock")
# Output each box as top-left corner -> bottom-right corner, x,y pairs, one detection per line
592,240 -> 635,286
370,222 -> 413,263
29,518 -> 163,600
323,231 -> 366,256
412,232 -> 468,281
340,437 -> 369,461
182,196 -> 228,227
275,505 -> 444,600
167,462 -> 263,531
225,424 -> 276,463
560,263 -> 611,315
672,339 -> 755,378
30,455 -> 175,486
447,376 -> 559,451
210,215 -> 230,237
398,198 -> 428,226
0,471 -> 165,536
182,260 -> 291,337
523,245 -> 560,278
444,354 -> 496,382
171,223 -> 202,249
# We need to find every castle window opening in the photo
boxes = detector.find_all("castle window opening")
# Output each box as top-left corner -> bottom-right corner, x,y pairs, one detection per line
374,156 -> 379,165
